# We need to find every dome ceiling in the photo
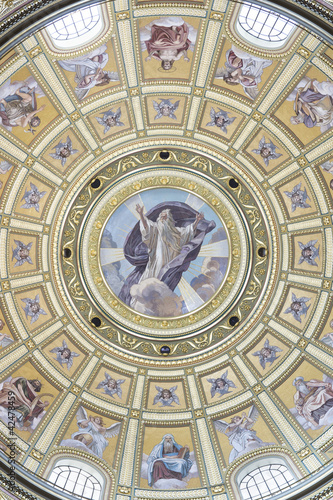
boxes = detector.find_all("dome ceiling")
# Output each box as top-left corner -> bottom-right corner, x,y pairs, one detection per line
0,0 -> 332,499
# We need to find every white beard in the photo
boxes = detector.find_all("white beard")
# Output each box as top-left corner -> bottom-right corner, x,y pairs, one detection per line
163,441 -> 174,454
157,218 -> 181,254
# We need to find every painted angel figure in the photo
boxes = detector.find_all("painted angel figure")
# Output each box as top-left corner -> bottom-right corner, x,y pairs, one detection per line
207,370 -> 236,398
0,76 -> 46,133
214,406 -> 275,463
96,372 -> 125,399
252,136 -> 282,166
298,240 -> 320,266
215,45 -> 272,100
49,136 -> 79,167
21,294 -> 47,324
0,333 -> 14,348
284,183 -> 311,212
0,321 -> 12,348
321,329 -> 333,348
49,340 -> 79,370
21,183 -> 46,212
12,240 -> 33,267
0,160 -> 13,174
96,108 -> 124,134
284,293 -> 311,323
58,44 -> 119,100
206,108 -> 236,133
320,161 -> 333,190
252,339 -> 282,369
153,386 -> 180,407
60,406 -> 121,459
287,77 -> 333,133
153,99 -> 179,120
140,17 -> 197,71
321,160 -> 333,174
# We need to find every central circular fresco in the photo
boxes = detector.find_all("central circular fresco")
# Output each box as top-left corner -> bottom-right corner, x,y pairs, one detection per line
55,147 -> 276,358
100,187 -> 229,316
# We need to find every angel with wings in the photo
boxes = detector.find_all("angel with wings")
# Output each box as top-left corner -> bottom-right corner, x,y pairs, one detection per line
252,136 -> 282,166
49,136 -> 79,167
252,339 -> 282,370
49,340 -> 79,370
207,370 -> 236,398
214,406 -> 275,463
96,108 -> 124,134
96,372 -> 124,399
206,108 -> 236,133
58,44 -> 119,100
153,386 -> 180,407
215,45 -> 272,100
12,240 -> 33,267
61,406 -> 121,459
153,99 -> 179,120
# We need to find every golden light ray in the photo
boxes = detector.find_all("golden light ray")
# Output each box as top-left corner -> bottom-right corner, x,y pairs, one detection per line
124,194 -> 146,220
100,248 -> 125,266
178,277 -> 204,312
198,240 -> 229,258
185,193 -> 205,211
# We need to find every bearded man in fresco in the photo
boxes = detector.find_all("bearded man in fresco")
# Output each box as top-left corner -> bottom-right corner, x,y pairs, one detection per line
119,202 -> 215,306
147,434 -> 193,487
0,377 -> 49,430
293,376 -> 333,427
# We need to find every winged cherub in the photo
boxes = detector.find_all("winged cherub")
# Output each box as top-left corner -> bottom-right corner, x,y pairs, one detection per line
207,370 -> 236,398
49,339 -> 79,370
21,294 -> 47,324
153,99 -> 179,120
49,136 -> 79,167
206,108 -> 236,133
214,405 -> 275,463
284,183 -> 311,212
12,240 -> 33,267
298,240 -> 320,266
252,339 -> 282,369
21,183 -> 46,212
284,293 -> 311,323
252,136 -> 282,166
96,107 -> 124,134
96,372 -> 125,399
153,386 -> 180,407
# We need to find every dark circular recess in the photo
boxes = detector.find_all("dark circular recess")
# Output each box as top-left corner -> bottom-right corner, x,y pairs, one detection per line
91,317 -> 102,328
229,316 -> 239,327
62,247 -> 71,258
160,345 -> 171,355
90,178 -> 101,189
159,150 -> 170,160
229,178 -> 239,189
258,247 -> 267,258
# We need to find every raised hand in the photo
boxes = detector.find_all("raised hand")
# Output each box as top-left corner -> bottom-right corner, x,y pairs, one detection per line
136,204 -> 144,216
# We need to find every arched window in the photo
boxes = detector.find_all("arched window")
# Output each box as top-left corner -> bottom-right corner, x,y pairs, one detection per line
237,458 -> 298,500
46,6 -> 103,49
237,3 -> 296,48
48,459 -> 104,500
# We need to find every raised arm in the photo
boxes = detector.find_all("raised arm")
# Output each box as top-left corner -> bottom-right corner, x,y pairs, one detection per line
193,212 -> 204,231
136,204 -> 148,232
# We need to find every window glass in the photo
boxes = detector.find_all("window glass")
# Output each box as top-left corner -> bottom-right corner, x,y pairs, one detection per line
46,6 -> 103,49
237,3 -> 295,48
49,464 -> 102,500
239,464 -> 296,499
